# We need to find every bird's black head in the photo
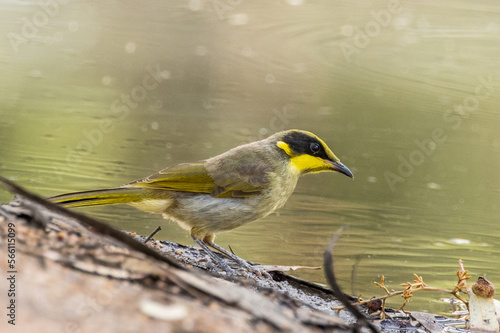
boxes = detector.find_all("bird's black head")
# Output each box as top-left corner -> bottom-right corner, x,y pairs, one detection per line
275,129 -> 353,177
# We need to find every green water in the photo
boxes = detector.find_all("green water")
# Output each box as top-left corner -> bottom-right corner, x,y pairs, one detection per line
1,0 -> 500,314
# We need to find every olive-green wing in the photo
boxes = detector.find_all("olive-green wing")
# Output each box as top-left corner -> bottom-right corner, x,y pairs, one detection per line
205,151 -> 273,198
124,162 -> 216,194
124,161 -> 270,198
207,163 -> 270,198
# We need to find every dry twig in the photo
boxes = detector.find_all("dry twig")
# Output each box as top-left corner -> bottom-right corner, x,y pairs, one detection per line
331,259 -> 472,318
324,226 -> 380,333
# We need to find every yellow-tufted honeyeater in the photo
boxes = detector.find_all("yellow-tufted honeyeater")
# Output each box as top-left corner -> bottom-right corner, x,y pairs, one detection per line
50,129 -> 353,274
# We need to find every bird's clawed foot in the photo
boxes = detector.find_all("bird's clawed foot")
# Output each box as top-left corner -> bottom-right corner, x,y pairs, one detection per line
242,264 -> 274,279
192,237 -> 272,279
209,242 -> 273,279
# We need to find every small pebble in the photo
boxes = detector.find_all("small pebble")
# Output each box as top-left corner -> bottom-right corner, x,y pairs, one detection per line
367,298 -> 382,312
472,277 -> 495,298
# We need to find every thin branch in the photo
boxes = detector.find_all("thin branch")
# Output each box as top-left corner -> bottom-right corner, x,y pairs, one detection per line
332,260 -> 471,313
324,226 -> 380,333
144,226 -> 162,243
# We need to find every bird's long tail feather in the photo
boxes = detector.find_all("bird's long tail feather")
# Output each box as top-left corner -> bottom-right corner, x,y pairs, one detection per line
49,187 -> 147,208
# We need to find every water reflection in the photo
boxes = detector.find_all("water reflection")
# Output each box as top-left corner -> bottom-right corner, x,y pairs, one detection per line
1,0 -> 500,314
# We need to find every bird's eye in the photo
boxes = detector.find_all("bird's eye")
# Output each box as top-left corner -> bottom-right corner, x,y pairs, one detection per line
310,142 -> 320,154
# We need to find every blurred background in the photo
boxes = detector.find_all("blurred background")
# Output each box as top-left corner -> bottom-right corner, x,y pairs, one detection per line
1,0 -> 500,314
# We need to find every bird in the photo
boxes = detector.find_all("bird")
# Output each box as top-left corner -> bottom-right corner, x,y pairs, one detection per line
50,129 -> 353,275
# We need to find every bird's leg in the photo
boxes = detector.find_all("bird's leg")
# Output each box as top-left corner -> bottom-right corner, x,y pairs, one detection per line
207,241 -> 254,269
191,230 -> 271,278
205,240 -> 272,279
191,236 -> 235,274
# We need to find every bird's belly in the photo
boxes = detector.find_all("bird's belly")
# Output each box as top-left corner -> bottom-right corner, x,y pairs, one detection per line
163,193 -> 280,234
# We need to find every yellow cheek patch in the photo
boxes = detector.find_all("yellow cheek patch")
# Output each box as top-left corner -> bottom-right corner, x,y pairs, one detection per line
277,141 -> 293,156
278,140 -> 333,174
289,154 -> 329,174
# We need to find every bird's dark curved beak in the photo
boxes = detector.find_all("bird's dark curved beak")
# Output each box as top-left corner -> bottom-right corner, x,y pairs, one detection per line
328,160 -> 354,179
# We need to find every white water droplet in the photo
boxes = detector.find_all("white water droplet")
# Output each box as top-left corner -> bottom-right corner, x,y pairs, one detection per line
426,182 -> 441,190
265,74 -> 275,83
449,238 -> 471,245
102,76 -> 112,86
125,42 -> 136,54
